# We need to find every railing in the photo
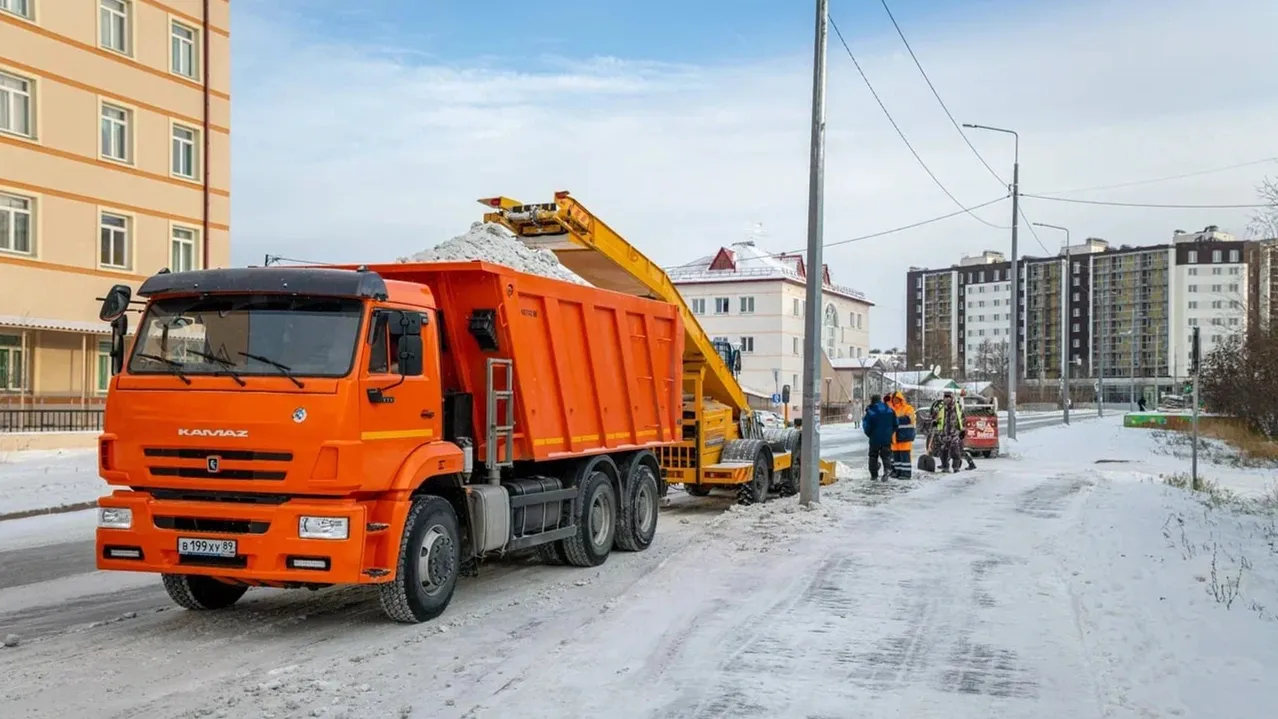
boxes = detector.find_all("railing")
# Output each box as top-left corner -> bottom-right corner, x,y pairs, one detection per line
0,408 -> 104,433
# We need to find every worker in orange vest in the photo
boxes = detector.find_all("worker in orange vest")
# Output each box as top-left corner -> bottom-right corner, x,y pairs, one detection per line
887,391 -> 916,479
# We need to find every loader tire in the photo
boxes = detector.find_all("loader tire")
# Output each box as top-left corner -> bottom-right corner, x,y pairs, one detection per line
737,452 -> 771,506
561,470 -> 617,568
161,574 -> 248,611
775,429 -> 802,497
684,484 -> 713,497
379,495 -> 461,624
615,461 -> 660,552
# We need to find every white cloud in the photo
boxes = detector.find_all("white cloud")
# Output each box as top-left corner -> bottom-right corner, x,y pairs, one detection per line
230,0 -> 1278,346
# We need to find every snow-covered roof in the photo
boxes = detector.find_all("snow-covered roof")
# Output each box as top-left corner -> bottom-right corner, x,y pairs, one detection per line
830,357 -> 883,371
884,370 -> 935,386
666,241 -> 871,304
961,381 -> 993,394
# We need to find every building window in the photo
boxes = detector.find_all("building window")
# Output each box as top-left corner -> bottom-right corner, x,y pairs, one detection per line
1072,338 -> 1080,348
1211,284 -> 1222,293
101,104 -> 131,162
0,334 -> 23,390
1211,300 -> 1223,309
740,336 -> 754,353
1231,300 -> 1241,309
1072,322 -> 1079,332
0,71 -> 32,137
714,297 -> 729,314
738,296 -> 755,313
96,340 -> 112,393
1188,318 -> 1198,326
1229,267 -> 1241,275
1212,250 -> 1222,262
172,124 -> 198,178
1188,301 -> 1197,309
1230,317 -> 1240,326
793,337 -> 799,355
1228,283 -> 1239,293
992,299 -> 1000,306
690,298 -> 705,315
1072,262 -> 1080,274
171,226 -> 198,272
1072,292 -> 1080,302
1072,307 -> 1079,317
1212,317 -> 1223,326
1188,284 -> 1198,293
1212,334 -> 1222,344
792,298 -> 801,316
1229,250 -> 1240,263
0,0 -> 30,19
1187,250 -> 1198,263
100,0 -> 130,54
992,328 -> 1000,336
1212,267 -> 1222,275
1188,268 -> 1198,276
0,192 -> 32,254
171,21 -> 199,79
99,212 -> 129,268
792,374 -> 798,390
1072,276 -> 1079,287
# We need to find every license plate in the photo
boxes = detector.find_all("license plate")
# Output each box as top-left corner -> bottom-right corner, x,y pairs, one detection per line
178,537 -> 237,557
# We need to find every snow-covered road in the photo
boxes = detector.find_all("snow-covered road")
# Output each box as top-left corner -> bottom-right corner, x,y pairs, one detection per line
2,416 -> 1275,718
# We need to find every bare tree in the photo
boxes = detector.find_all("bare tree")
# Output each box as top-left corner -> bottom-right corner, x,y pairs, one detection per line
1199,324 -> 1278,438
1248,177 -> 1278,239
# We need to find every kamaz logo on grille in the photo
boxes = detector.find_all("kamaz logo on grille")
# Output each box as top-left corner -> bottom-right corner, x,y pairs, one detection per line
206,456 -> 221,473
178,429 -> 249,438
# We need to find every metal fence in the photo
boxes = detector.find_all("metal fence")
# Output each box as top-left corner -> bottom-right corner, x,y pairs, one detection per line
0,408 -> 104,433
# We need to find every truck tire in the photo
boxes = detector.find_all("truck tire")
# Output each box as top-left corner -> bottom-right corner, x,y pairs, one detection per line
775,429 -> 802,497
535,542 -> 566,565
560,470 -> 617,567
161,574 -> 247,610
379,495 -> 461,624
615,460 -> 659,552
684,484 -> 713,497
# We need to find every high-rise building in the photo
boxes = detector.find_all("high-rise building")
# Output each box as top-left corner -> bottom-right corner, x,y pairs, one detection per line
0,0 -> 229,405
906,227 -> 1258,403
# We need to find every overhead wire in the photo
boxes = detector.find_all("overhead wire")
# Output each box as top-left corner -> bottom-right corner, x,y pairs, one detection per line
874,0 -> 1052,255
1035,157 -> 1278,195
827,15 -> 1008,231
1020,194 -> 1272,209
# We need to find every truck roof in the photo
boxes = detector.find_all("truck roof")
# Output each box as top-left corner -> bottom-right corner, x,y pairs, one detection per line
137,266 -> 390,300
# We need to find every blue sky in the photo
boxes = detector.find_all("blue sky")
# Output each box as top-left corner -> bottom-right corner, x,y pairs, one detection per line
228,0 -> 1278,346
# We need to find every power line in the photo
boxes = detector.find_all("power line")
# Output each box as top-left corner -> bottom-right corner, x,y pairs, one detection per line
1036,157 -> 1278,195
827,15 -> 1008,231
1021,193 -> 1270,209
877,0 -> 1006,188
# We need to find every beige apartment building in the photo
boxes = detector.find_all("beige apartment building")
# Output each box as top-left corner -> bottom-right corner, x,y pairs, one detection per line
0,0 -> 229,407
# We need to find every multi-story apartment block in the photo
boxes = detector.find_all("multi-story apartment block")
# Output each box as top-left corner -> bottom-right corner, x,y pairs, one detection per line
906,227 -> 1258,403
0,0 -> 230,404
669,240 -> 872,416
1258,238 -> 1278,332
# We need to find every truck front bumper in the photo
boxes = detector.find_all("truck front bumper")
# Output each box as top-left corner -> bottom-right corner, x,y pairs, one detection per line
95,490 -> 404,585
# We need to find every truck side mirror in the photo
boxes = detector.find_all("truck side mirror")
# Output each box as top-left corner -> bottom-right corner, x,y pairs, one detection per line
391,311 -> 422,337
110,315 -> 128,375
398,334 -> 424,376
99,284 -> 132,322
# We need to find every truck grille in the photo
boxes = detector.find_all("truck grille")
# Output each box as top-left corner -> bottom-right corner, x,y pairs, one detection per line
144,446 -> 292,481
153,516 -> 270,534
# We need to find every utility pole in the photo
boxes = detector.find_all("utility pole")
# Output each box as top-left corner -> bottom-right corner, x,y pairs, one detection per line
1129,299 -> 1137,412
1190,325 -> 1200,490
963,123 -> 1019,439
1033,222 -> 1071,425
799,0 -> 828,507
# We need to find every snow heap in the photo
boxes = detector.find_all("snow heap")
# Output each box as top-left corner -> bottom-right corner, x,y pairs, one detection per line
398,222 -> 589,285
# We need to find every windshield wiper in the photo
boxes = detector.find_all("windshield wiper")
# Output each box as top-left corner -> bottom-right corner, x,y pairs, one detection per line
237,351 -> 305,389
186,350 -> 247,387
134,353 -> 192,385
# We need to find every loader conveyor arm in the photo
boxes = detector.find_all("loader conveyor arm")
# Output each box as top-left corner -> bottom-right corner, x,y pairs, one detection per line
480,192 -> 752,416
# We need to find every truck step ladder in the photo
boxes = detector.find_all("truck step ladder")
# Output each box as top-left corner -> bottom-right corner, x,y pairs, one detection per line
485,358 -> 515,482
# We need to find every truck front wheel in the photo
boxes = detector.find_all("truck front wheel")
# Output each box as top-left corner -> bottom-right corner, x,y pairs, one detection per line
379,496 -> 461,624
161,574 -> 248,611
561,470 -> 617,567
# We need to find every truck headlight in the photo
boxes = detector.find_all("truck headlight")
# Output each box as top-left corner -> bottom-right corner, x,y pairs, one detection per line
98,507 -> 133,529
299,516 -> 349,540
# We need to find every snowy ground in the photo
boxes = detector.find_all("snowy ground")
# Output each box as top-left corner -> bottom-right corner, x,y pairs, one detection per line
1,416 -> 1275,718
0,448 -> 101,518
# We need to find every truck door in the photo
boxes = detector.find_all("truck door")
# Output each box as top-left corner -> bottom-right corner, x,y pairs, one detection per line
359,308 -> 442,480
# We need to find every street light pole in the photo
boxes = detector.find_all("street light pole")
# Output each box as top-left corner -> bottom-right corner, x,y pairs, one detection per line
1033,222 -> 1071,426
962,123 -> 1019,440
798,0 -> 828,507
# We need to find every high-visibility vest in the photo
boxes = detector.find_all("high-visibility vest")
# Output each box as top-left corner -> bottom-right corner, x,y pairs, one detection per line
935,402 -> 964,431
892,404 -> 916,450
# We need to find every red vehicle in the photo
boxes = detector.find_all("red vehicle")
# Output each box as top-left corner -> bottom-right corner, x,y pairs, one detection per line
963,397 -> 999,458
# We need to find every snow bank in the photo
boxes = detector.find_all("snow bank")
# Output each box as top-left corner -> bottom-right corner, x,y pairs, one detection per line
398,222 -> 588,285
0,448 -> 102,518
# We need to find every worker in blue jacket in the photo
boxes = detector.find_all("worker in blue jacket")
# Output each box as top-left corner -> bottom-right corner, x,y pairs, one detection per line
861,394 -> 897,481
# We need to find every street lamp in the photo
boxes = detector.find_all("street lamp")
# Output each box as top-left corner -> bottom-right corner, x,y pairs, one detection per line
1032,222 -> 1071,426
962,122 -> 1020,440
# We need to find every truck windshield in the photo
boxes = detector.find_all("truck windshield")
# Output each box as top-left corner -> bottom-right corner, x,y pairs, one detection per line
128,295 -> 364,379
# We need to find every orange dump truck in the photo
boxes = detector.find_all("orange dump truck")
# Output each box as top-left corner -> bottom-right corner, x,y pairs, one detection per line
93,261 -> 683,622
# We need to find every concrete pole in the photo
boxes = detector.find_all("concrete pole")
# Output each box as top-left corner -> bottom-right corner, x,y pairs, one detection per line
799,0 -> 828,507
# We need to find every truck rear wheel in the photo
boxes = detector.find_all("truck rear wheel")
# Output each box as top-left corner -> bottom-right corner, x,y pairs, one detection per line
379,495 -> 461,624
737,453 -> 771,505
560,470 -> 617,567
161,574 -> 248,611
616,462 -> 659,552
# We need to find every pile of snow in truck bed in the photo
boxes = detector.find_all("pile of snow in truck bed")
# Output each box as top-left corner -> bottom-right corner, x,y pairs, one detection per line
398,222 -> 588,284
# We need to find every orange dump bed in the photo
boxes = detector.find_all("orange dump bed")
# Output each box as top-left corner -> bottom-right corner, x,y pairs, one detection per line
369,261 -> 684,462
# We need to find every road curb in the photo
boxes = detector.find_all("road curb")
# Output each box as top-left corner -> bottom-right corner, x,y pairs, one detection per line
0,501 -> 98,523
